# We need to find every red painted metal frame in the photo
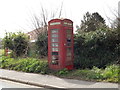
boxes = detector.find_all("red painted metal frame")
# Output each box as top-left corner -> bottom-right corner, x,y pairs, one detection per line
48,19 -> 74,70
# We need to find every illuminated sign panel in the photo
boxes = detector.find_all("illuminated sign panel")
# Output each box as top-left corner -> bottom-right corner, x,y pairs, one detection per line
64,22 -> 72,26
50,22 -> 61,25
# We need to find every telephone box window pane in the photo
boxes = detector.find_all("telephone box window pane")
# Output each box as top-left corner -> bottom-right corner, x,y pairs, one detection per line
67,52 -> 71,56
67,30 -> 72,34
51,60 -> 58,65
67,38 -> 71,42
52,55 -> 58,60
51,38 -> 58,42
52,34 -> 58,37
67,34 -> 71,38
67,48 -> 71,56
67,30 -> 72,38
52,52 -> 58,55
51,55 -> 59,65
67,56 -> 71,61
52,43 -> 58,47
52,48 -> 58,51
67,43 -> 71,46
51,29 -> 59,33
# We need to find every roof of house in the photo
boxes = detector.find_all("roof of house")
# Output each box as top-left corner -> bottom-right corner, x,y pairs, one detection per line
27,26 -> 47,42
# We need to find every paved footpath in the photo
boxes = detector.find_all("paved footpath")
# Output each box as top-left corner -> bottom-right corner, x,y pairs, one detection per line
0,69 -> 119,89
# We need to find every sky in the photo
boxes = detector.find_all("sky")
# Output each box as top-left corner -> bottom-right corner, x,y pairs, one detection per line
0,0 -> 119,38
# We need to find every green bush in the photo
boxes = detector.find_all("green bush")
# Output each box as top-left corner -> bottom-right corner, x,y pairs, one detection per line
102,64 -> 119,82
57,68 -> 69,75
35,32 -> 48,58
90,66 -> 103,79
86,65 -> 119,82
2,32 -> 29,57
74,28 -> 119,69
0,56 -> 49,74
27,42 -> 37,58
0,56 -> 119,83
64,65 -> 119,82
0,49 -> 4,56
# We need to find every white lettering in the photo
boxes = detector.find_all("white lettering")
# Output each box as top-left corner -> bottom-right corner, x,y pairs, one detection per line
50,22 -> 61,25
64,22 -> 72,26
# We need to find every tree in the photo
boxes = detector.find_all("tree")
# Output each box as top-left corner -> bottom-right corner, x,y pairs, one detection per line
3,32 -> 29,57
78,12 -> 106,32
29,3 -> 64,35
28,3 -> 63,58
35,32 -> 48,58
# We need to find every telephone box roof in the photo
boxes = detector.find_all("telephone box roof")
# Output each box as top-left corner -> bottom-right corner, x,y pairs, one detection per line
48,18 -> 73,23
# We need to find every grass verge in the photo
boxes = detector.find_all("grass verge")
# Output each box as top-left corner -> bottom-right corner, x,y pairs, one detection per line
55,65 -> 119,83
0,56 -> 119,83
0,49 -> 4,56
0,56 -> 48,74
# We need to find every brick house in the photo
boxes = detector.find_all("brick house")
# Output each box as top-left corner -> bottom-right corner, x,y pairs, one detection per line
27,26 -> 47,42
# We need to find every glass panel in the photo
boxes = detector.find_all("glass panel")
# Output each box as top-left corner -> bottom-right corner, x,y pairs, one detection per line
52,48 -> 58,51
67,38 -> 71,42
66,30 -> 72,45
52,43 -> 58,47
67,43 -> 71,46
66,30 -> 72,39
51,38 -> 58,42
52,52 -> 58,55
51,55 -> 59,65
67,34 -> 71,38
67,48 -> 71,56
67,30 -> 72,34
67,56 -> 71,61
52,55 -> 58,60
51,60 -> 58,65
52,34 -> 58,37
51,29 -> 59,33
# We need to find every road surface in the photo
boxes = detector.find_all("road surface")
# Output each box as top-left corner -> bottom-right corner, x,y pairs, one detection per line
0,79 -> 41,88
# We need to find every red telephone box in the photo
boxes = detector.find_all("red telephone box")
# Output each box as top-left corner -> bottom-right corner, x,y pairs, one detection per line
48,18 -> 74,70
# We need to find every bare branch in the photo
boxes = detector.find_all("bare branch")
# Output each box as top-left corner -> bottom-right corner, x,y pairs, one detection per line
41,6 -> 47,26
59,1 -> 63,18
27,1 -> 64,39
